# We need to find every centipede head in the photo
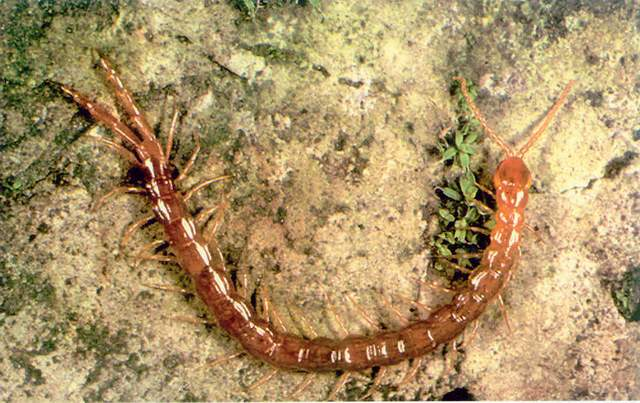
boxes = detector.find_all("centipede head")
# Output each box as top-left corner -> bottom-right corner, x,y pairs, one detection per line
493,156 -> 531,190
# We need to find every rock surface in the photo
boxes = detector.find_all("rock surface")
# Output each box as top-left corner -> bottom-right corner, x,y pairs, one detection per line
1,1 -> 638,400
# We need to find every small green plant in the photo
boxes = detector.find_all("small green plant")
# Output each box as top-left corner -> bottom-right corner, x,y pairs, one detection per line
231,0 -> 320,18
431,78 -> 494,279
612,267 -> 640,322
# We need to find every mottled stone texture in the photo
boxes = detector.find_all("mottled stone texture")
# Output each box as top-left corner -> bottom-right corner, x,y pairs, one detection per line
1,1 -> 638,400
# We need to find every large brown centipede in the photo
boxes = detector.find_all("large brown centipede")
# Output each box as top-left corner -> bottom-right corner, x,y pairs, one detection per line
61,56 -> 574,398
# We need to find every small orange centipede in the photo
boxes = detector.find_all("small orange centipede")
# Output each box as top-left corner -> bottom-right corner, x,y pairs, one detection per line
61,56 -> 574,398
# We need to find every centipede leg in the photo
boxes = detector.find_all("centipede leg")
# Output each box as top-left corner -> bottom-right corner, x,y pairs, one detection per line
471,198 -> 540,237
121,213 -> 156,250
361,366 -> 387,400
381,295 -> 409,326
203,198 -> 230,245
399,357 -> 423,386
435,252 -> 483,260
165,109 -> 179,164
321,294 -> 353,401
465,320 -> 480,347
327,372 -> 351,401
176,133 -> 201,183
133,239 -> 176,267
288,373 -> 316,400
86,132 -> 139,165
288,304 -> 319,339
142,282 -> 190,294
92,186 -> 146,212
236,269 -> 250,301
436,258 -> 473,274
346,294 -> 378,330
261,287 -> 288,332
183,176 -> 231,202
322,291 -> 349,337
420,279 -> 463,294
248,367 -> 279,391
207,351 -> 245,368
394,293 -> 432,317
497,294 -> 513,335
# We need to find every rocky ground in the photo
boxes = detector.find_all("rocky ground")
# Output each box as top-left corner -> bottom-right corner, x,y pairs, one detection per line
1,1 -> 639,400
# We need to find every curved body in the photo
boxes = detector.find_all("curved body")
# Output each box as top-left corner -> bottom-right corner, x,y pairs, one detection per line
61,60 -> 572,373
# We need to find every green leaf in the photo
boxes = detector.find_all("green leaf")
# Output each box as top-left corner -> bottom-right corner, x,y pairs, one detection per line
442,147 -> 457,161
438,209 -> 455,223
458,143 -> 475,155
455,131 -> 464,147
459,172 -> 478,200
442,187 -> 462,201
454,229 -> 466,242
464,207 -> 479,222
436,242 -> 452,256
459,152 -> 470,169
465,132 -> 478,144
466,232 -> 478,244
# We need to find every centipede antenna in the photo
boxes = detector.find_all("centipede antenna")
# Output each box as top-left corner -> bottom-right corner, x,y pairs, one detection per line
452,76 -> 515,156
517,80 -> 575,158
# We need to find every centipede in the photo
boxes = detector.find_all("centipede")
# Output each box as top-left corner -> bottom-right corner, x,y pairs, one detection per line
60,56 -> 574,399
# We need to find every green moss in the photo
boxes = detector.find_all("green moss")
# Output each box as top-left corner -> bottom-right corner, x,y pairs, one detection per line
0,121 -> 91,203
125,352 -> 151,378
0,0 -> 118,147
274,206 -> 287,223
0,258 -> 56,317
242,43 -> 306,65
10,353 -> 45,386
76,321 -> 130,388
612,266 -> 640,322
603,151 -> 638,179
72,146 -> 100,195
76,322 -> 128,359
